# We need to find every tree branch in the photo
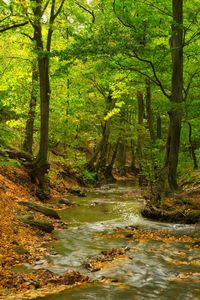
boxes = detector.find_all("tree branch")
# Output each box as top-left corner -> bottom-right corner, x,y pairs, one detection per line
183,69 -> 200,101
75,1 -> 95,23
115,60 -> 171,98
184,31 -> 200,47
0,56 -> 33,62
42,0 -> 51,15
89,77 -> 108,99
131,51 -> 171,99
0,15 -> 11,24
144,0 -> 172,17
21,32 -> 34,41
54,0 -> 66,20
112,0 -> 135,29
46,0 -> 56,51
0,21 -> 28,33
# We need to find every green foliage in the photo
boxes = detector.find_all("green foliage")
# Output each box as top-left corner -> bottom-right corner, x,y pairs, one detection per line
0,0 -> 199,187
0,156 -> 21,167
80,169 -> 97,184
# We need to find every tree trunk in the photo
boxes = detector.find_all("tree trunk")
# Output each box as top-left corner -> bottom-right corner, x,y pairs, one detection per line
87,93 -> 116,173
145,79 -> 155,142
117,141 -> 126,176
130,140 -> 139,175
156,114 -> 162,139
188,122 -> 198,169
95,122 -> 110,173
104,142 -> 119,180
137,91 -> 144,157
32,33 -> 50,189
87,120 -> 111,172
23,61 -> 38,154
137,91 -> 146,185
158,0 -> 183,192
28,0 -> 51,192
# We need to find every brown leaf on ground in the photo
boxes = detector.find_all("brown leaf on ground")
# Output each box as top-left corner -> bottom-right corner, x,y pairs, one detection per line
84,247 -> 130,271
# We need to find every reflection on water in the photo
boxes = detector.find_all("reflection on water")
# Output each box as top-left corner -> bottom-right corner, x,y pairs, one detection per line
34,183 -> 200,300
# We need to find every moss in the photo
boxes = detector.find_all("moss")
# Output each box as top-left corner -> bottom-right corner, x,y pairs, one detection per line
19,201 -> 60,219
13,245 -> 30,255
21,216 -> 54,233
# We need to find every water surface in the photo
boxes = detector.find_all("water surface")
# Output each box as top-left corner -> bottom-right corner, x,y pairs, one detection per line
33,182 -> 200,300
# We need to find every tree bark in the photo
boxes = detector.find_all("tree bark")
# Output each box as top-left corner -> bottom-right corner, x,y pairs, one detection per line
23,61 -> 38,154
130,140 -> 139,175
158,0 -> 183,192
31,9 -> 50,190
117,141 -> 126,176
188,122 -> 198,169
137,91 -> 146,185
87,93 -> 116,173
104,142 -> 119,180
95,122 -> 111,173
156,114 -> 162,139
29,0 -> 64,192
145,78 -> 155,142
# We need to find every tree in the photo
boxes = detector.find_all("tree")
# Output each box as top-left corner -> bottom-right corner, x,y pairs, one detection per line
25,0 -> 65,193
159,0 -> 183,192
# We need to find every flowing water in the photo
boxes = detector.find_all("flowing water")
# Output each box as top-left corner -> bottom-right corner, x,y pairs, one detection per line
33,182 -> 200,300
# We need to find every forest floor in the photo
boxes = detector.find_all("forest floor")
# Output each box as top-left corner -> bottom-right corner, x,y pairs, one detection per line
142,171 -> 200,224
0,164 -> 90,299
0,164 -> 199,299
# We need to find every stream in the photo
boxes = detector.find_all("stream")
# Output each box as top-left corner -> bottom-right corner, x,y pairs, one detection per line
33,182 -> 199,300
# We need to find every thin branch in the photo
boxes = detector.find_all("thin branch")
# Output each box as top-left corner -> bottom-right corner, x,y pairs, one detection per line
115,60 -> 171,98
54,0 -> 66,20
112,0 -> 135,29
75,1 -> 95,23
18,0 -> 34,26
0,15 -> 11,24
132,51 -> 171,99
183,69 -> 200,101
42,0 -> 51,15
88,77 -> 107,99
184,31 -> 200,47
184,9 -> 200,35
116,61 -> 158,85
0,59 -> 13,77
0,56 -> 33,63
21,32 -> 33,41
144,0 -> 172,17
0,21 -> 28,33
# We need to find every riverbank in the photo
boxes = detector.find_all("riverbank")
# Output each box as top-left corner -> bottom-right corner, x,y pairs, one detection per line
141,174 -> 200,224
0,165 -> 90,299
